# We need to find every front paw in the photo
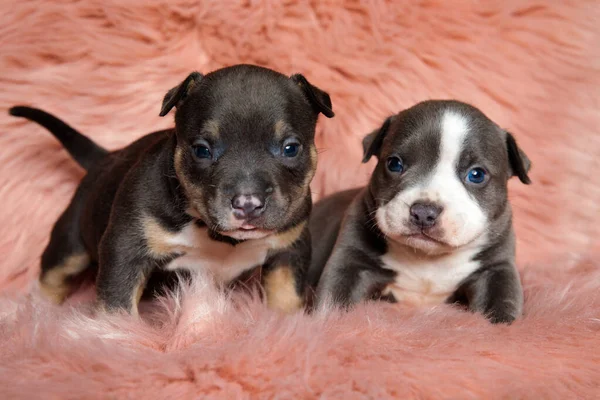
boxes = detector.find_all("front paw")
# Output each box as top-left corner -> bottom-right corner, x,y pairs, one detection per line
485,305 -> 520,324
488,313 -> 516,324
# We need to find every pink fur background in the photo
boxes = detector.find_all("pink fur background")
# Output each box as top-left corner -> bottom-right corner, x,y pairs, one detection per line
1,0 -> 599,398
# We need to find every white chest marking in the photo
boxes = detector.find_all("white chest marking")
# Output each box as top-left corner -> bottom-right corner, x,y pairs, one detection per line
380,240 -> 483,306
160,223 -> 274,283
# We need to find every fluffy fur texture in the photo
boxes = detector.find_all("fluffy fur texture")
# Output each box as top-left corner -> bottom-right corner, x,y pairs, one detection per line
0,0 -> 599,398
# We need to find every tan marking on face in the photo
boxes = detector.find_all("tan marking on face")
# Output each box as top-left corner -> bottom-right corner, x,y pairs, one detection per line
308,144 -> 318,184
286,144 -> 317,216
174,147 -> 208,218
264,266 -> 304,313
202,119 -> 220,139
274,120 -> 290,139
267,220 -> 306,250
39,253 -> 90,304
299,144 -> 318,194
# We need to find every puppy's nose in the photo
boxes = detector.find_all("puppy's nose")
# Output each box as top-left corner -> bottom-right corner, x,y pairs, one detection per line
232,194 -> 266,219
410,202 -> 443,228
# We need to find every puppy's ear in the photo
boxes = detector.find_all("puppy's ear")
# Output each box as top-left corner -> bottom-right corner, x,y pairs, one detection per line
159,72 -> 203,117
290,74 -> 335,118
362,117 -> 392,163
506,132 -> 531,184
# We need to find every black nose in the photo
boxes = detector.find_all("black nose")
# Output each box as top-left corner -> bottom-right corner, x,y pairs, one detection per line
232,194 -> 266,219
410,202 -> 443,228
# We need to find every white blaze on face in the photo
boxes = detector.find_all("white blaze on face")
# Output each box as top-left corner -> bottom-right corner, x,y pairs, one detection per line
376,110 -> 487,249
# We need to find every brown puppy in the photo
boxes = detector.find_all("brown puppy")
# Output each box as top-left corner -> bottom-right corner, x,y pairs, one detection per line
10,64 -> 334,315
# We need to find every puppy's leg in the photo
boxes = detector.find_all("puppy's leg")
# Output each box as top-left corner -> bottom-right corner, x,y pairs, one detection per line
263,265 -> 305,313
262,228 -> 311,313
322,267 -> 395,308
315,247 -> 396,309
96,256 -> 152,316
40,189 -> 91,304
96,229 -> 154,316
454,264 -> 523,324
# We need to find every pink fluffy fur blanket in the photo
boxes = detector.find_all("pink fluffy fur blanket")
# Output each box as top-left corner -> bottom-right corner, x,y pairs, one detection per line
1,1 -> 599,398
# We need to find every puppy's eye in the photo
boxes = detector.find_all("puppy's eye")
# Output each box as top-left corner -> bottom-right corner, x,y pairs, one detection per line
283,142 -> 301,158
466,167 -> 487,184
386,156 -> 404,173
192,145 -> 212,159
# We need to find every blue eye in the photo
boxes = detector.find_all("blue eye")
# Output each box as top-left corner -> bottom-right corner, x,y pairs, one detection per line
467,167 -> 487,184
283,142 -> 300,158
193,145 -> 212,159
386,156 -> 404,173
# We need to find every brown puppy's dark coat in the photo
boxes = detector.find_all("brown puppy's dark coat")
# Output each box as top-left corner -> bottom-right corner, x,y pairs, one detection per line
10,64 -> 334,315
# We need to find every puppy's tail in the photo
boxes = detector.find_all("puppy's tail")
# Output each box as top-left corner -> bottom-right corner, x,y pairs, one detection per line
9,106 -> 108,171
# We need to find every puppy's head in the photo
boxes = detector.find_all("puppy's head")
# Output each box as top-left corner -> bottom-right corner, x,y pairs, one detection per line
363,100 -> 531,255
160,65 -> 334,240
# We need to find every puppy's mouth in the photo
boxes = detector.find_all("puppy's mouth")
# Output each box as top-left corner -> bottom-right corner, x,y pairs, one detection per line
389,230 -> 455,255
221,224 -> 275,240
406,232 -> 448,246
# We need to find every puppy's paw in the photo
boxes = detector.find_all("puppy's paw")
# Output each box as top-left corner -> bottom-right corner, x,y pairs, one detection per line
267,296 -> 304,314
486,308 -> 519,324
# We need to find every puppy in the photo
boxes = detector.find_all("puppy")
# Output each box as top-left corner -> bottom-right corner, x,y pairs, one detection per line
308,100 -> 530,323
10,64 -> 334,315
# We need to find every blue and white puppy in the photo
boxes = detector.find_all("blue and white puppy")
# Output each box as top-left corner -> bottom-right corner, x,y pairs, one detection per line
308,100 -> 531,323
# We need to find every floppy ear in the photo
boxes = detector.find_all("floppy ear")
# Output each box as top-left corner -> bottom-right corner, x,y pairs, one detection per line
159,72 -> 203,117
362,117 -> 392,163
506,132 -> 531,184
290,74 -> 335,118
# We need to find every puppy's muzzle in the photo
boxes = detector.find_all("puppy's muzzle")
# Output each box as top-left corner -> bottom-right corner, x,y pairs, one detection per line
410,201 -> 443,229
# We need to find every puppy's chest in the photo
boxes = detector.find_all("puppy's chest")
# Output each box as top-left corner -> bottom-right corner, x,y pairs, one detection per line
380,245 -> 481,306
149,223 -> 274,283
